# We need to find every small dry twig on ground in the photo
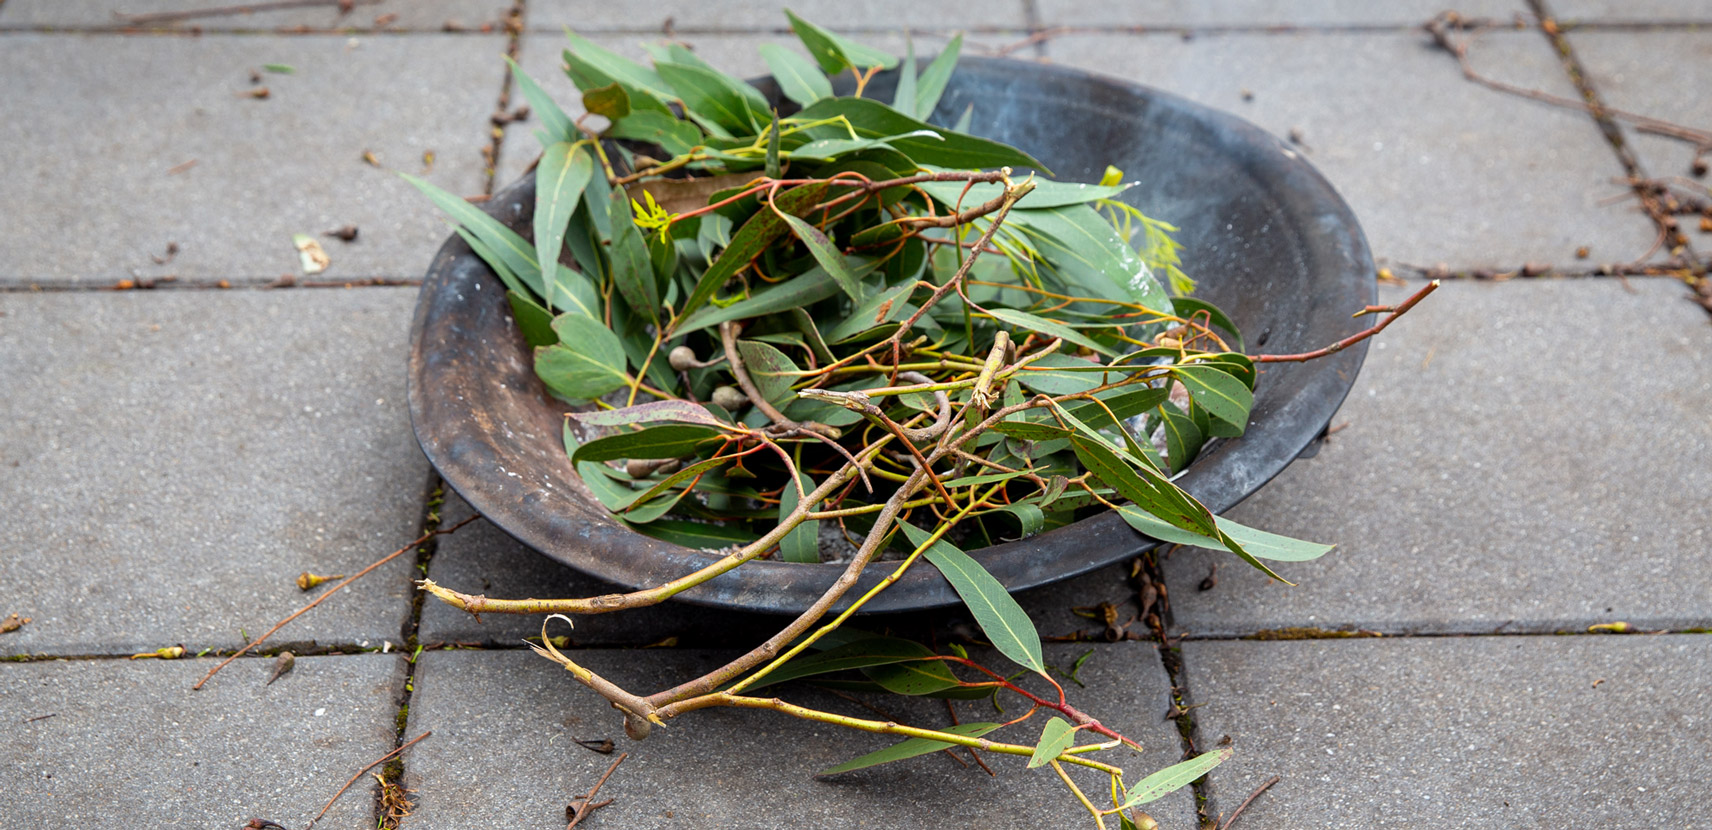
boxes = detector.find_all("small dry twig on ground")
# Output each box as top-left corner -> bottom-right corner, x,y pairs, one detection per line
303,731 -> 432,830
565,752 -> 627,830
115,0 -> 376,26
1218,774 -> 1281,830
192,515 -> 478,690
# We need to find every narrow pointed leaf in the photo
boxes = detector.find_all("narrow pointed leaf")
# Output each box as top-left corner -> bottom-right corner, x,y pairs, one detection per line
404,173 -> 545,298
570,400 -> 728,429
675,265 -> 843,333
778,470 -> 820,563
608,189 -> 660,323
608,111 -> 703,156
507,290 -> 558,348
678,182 -> 829,322
655,61 -> 767,134
863,659 -> 962,695
1171,297 -> 1243,350
785,9 -> 898,74
818,722 -> 1000,776
1157,404 -> 1204,474
563,31 -> 674,105
506,57 -> 575,145
914,34 -> 962,118
892,38 -> 918,118
1028,717 -> 1076,768
1069,435 -> 1216,537
534,142 -> 595,313
988,308 -> 1116,356
794,98 -> 1045,171
1116,506 -> 1333,563
628,518 -> 757,550
780,214 -> 861,299
454,228 -> 527,298
765,110 -> 783,178
899,523 -> 1044,673
1121,749 -> 1233,808
571,424 -> 724,464
758,42 -> 832,106
743,636 -> 935,691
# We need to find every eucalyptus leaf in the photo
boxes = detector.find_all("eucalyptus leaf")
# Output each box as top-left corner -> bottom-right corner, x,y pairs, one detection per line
1175,363 -> 1253,427
898,524 -> 1044,674
534,314 -> 630,401
1121,748 -> 1233,808
778,470 -> 820,563
913,34 -> 962,118
1027,717 -> 1076,769
758,43 -> 832,106
734,340 -> 801,408
608,110 -> 703,156
742,636 -> 936,690
506,57 -> 576,145
571,424 -> 725,464
628,518 -> 758,550
818,723 -> 1000,776
779,214 -> 862,299
794,98 -> 1046,171
785,9 -> 899,73
534,142 -> 595,313
988,308 -> 1116,356
1116,506 -> 1334,563
608,188 -> 661,324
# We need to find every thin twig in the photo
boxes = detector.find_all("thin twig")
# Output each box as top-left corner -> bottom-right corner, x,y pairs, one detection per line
565,753 -> 628,830
1253,280 -> 1438,363
191,515 -> 479,690
115,0 -> 377,25
304,731 -> 432,830
1218,775 -> 1281,830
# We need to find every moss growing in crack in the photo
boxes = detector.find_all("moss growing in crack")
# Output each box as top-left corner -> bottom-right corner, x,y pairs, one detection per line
1244,627 -> 1382,641
394,704 -> 411,736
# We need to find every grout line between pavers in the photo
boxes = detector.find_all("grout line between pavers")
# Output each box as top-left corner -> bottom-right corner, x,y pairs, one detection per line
1176,626 -> 1712,642
480,1 -> 526,196
1530,0 -> 1704,281
1136,550 -> 1220,829
370,473 -> 448,826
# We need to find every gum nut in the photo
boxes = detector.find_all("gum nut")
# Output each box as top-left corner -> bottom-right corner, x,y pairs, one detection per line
712,385 -> 748,411
668,346 -> 699,372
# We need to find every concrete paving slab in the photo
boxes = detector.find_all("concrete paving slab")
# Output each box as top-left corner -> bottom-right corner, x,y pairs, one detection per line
1182,635 -> 1712,828
1045,30 -> 1658,268
495,30 -> 1020,188
0,653 -> 404,829
401,644 -> 1197,829
0,289 -> 429,657
1161,278 -> 1712,637
1037,0 -> 1528,29
1552,1 -> 1712,24
0,0 -> 505,31
419,493 -> 786,647
525,0 -> 1028,33
1566,29 -> 1712,192
0,33 -> 500,285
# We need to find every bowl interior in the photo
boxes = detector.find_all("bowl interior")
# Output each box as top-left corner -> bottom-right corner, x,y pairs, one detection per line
408,56 -> 1375,614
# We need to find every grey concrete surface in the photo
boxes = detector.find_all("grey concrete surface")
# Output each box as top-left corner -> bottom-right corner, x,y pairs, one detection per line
1566,28 -> 1712,198
0,32 -> 500,285
0,289 -> 429,657
1183,636 -> 1712,829
1551,0 -> 1712,23
0,654 -> 404,830
0,0 -> 506,30
1162,279 -> 1712,637
525,0 -> 1029,33
401,644 -> 1197,829
1036,0 -> 1528,29
1044,29 -> 1659,268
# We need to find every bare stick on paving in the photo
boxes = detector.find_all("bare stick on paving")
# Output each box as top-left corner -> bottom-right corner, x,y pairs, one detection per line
191,515 -> 478,690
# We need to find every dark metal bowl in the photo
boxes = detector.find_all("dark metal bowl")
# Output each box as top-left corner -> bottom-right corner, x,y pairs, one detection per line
407,56 -> 1375,614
